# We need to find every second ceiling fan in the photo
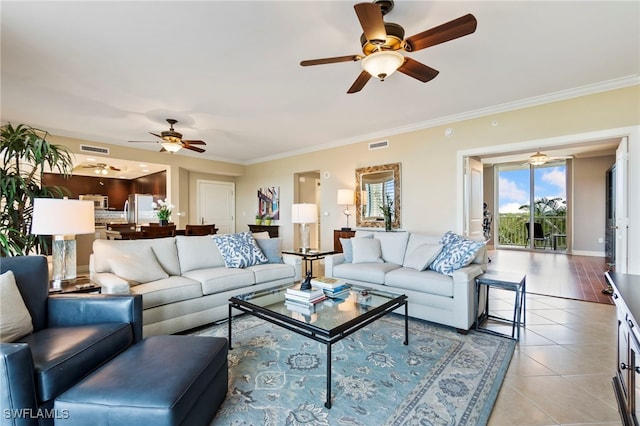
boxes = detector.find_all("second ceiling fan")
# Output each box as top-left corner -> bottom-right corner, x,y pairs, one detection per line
300,0 -> 477,93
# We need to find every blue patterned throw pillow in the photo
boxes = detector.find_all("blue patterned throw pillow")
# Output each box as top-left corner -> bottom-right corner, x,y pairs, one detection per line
213,232 -> 268,268
428,231 -> 485,276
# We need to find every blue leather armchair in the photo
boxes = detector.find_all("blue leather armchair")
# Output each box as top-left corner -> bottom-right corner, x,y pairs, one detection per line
0,256 -> 142,425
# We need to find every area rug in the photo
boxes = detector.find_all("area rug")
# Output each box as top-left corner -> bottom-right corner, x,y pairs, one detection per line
191,314 -> 515,425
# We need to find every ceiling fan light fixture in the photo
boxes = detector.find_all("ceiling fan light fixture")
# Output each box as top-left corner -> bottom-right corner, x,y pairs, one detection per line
361,50 -> 404,80
529,151 -> 549,166
161,141 -> 182,153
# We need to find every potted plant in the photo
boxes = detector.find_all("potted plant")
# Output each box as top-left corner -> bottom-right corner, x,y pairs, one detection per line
255,213 -> 263,225
0,123 -> 73,256
154,199 -> 173,226
263,214 -> 272,226
380,194 -> 394,231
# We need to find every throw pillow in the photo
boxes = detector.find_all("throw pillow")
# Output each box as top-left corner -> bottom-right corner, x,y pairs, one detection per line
351,237 -> 384,264
252,231 -> 270,240
107,246 -> 169,284
403,243 -> 443,271
0,271 -> 34,343
213,232 -> 268,268
256,238 -> 284,264
341,234 -> 373,263
429,232 -> 485,276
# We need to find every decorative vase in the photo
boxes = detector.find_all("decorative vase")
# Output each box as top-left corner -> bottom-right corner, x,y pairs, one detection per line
384,215 -> 392,231
255,219 -> 262,225
159,219 -> 169,226
263,219 -> 272,225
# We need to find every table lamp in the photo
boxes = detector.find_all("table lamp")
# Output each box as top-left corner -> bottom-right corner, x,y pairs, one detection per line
337,189 -> 354,231
31,198 -> 95,287
291,203 -> 317,253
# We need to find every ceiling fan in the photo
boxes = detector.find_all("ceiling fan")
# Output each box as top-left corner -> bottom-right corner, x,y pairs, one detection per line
525,151 -> 572,166
129,119 -> 207,153
79,162 -> 121,175
300,0 -> 477,93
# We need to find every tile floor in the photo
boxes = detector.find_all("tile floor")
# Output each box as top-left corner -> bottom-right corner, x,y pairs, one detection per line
486,289 -> 620,425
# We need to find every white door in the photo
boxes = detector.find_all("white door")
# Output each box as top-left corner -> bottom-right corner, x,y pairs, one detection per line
464,156 -> 484,238
197,180 -> 235,235
615,137 -> 629,272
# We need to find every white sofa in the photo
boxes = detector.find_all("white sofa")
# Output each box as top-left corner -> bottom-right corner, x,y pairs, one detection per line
324,231 -> 487,331
90,234 -> 301,337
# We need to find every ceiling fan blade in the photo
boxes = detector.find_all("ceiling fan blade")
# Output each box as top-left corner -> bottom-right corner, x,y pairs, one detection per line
183,139 -> 206,145
149,132 -> 163,138
300,55 -> 361,66
354,2 -> 387,44
347,71 -> 372,94
128,140 -> 156,143
184,145 -> 206,153
397,58 -> 439,82
405,14 -> 477,52
109,166 -> 121,171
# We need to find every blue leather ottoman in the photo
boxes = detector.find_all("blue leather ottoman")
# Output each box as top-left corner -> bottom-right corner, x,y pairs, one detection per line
54,335 -> 228,425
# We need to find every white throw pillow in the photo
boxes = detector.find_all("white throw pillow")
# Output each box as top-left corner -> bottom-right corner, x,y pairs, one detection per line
351,238 -> 384,264
403,243 -> 443,271
107,247 -> 169,284
0,271 -> 34,343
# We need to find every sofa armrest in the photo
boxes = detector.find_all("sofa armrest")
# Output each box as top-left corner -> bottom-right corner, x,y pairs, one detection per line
282,254 -> 302,281
48,294 -> 143,343
0,343 -> 39,420
324,254 -> 345,278
452,264 -> 485,284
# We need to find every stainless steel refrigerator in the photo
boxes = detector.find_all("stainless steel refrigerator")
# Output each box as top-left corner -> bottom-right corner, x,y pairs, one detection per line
125,194 -> 156,225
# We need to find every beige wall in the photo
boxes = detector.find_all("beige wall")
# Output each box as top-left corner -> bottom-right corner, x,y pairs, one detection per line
573,155 -> 615,254
237,86 -> 640,256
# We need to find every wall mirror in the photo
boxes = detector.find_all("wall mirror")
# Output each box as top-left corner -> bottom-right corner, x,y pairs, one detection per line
355,162 -> 401,228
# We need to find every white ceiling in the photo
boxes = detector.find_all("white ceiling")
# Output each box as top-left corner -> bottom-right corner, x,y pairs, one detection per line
2,1 -> 639,166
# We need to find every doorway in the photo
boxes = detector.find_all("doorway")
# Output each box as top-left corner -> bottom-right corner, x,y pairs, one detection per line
196,180 -> 235,234
495,161 -> 567,251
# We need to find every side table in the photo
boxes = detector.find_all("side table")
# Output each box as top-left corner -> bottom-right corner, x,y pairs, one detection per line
474,270 -> 526,341
281,249 -> 336,277
49,276 -> 101,294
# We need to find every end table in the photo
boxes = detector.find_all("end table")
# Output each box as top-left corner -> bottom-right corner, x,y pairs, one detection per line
50,276 -> 101,294
474,270 -> 526,341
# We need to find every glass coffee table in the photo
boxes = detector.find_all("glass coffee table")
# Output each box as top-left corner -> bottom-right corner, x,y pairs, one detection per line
228,283 -> 408,409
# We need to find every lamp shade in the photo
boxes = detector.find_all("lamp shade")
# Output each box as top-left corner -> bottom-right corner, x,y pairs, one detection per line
361,50 -> 405,80
337,189 -> 354,206
291,203 -> 317,224
31,198 -> 95,236
161,141 -> 182,153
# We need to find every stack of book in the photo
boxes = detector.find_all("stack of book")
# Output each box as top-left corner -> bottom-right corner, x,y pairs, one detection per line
285,283 -> 326,314
310,276 -> 351,299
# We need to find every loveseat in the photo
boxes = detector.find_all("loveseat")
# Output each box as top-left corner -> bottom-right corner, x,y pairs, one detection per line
90,233 -> 301,337
0,255 -> 142,424
324,231 -> 487,331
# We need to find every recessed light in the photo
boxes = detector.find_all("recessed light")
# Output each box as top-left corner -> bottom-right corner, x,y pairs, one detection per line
87,157 -> 96,162
142,169 -> 150,173
444,128 -> 454,137
139,164 -> 147,167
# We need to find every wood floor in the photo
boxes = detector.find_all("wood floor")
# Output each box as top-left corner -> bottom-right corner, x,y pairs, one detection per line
487,249 -> 612,304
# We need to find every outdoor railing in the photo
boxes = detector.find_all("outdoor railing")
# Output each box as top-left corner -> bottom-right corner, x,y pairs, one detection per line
497,214 -> 567,249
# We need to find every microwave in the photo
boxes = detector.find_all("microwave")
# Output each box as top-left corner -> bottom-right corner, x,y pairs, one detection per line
79,194 -> 108,210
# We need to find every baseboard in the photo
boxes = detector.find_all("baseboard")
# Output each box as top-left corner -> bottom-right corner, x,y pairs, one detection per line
570,250 -> 605,257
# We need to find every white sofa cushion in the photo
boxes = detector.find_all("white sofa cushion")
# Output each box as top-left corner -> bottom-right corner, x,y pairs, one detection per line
403,243 -> 442,271
356,231 -> 410,265
248,263 -> 295,283
182,267 -> 255,295
352,238 -> 384,263
130,276 -> 203,309
176,235 -> 225,273
332,262 -> 401,284
93,238 -> 181,276
107,246 -> 169,284
0,271 -> 33,343
385,268 -> 454,297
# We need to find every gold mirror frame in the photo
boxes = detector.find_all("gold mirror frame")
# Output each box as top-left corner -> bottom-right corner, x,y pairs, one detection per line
355,162 -> 401,229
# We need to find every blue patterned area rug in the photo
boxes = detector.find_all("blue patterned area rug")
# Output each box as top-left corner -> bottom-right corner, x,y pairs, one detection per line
192,314 -> 515,425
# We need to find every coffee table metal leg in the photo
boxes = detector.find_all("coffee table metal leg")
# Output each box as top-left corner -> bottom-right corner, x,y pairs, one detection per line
325,343 -> 332,409
404,301 -> 409,345
228,304 -> 233,350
